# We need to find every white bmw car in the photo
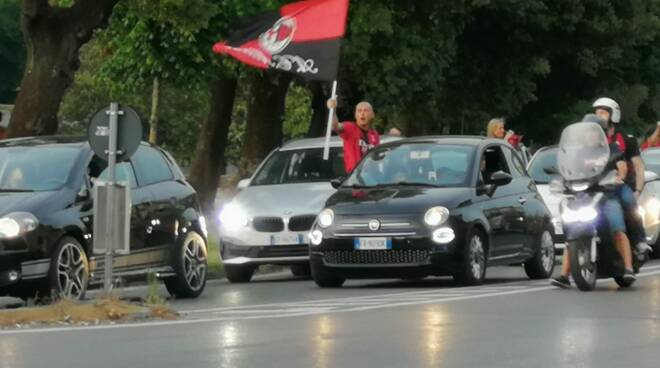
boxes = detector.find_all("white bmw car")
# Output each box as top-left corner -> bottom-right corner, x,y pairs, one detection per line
527,146 -> 565,252
218,135 -> 399,282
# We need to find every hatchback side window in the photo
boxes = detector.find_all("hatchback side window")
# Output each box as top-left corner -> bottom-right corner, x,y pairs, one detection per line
504,147 -> 527,178
479,146 -> 511,184
131,146 -> 173,186
98,162 -> 138,188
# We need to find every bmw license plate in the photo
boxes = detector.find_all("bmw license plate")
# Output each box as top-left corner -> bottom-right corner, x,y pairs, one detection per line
270,234 -> 305,245
354,237 -> 392,250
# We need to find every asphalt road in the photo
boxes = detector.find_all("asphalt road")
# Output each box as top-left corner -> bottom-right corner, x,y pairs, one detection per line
2,261 -> 660,368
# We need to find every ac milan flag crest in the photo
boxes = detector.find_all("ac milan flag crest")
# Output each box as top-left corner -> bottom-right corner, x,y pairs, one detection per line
212,0 -> 349,81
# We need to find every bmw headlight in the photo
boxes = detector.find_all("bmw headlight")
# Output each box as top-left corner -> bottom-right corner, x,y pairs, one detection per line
218,204 -> 249,231
317,209 -> 334,228
644,197 -> 660,221
424,207 -> 450,227
561,206 -> 598,223
0,212 -> 39,239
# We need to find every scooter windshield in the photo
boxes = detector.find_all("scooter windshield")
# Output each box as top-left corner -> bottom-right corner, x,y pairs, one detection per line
557,122 -> 610,182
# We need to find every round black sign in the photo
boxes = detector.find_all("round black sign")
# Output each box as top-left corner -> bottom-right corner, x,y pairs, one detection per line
88,104 -> 143,162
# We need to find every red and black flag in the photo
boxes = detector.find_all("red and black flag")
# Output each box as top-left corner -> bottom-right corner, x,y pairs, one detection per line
212,0 -> 349,81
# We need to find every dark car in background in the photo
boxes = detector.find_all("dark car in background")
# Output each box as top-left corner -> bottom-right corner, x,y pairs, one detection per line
309,137 -> 556,287
0,136 -> 208,300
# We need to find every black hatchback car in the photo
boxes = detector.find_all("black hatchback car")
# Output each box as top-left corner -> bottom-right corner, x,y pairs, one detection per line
309,136 -> 556,287
0,136 -> 208,299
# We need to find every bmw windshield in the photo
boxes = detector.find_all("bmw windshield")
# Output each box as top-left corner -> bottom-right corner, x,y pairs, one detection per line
343,143 -> 475,188
528,148 -> 559,184
251,147 -> 344,186
0,146 -> 80,192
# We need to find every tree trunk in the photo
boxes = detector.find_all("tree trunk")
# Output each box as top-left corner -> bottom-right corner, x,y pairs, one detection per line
187,78 -> 238,214
241,72 -> 292,166
7,0 -> 119,138
148,77 -> 160,144
306,81 -> 328,137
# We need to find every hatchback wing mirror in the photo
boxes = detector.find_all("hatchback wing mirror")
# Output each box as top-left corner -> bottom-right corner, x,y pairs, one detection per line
543,166 -> 558,175
490,171 -> 513,186
237,179 -> 250,191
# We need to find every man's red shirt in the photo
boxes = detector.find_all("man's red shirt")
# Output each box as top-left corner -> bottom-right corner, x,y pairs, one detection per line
338,121 -> 380,173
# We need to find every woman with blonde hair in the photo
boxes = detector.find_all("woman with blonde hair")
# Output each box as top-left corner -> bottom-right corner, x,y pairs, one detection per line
486,118 -> 513,140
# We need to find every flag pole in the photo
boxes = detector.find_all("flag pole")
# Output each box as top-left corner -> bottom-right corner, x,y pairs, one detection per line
323,80 -> 338,161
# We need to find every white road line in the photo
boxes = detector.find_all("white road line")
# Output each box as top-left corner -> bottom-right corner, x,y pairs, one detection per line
4,268 -> 660,336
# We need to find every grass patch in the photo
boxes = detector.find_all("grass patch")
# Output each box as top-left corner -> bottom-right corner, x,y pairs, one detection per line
206,233 -> 225,279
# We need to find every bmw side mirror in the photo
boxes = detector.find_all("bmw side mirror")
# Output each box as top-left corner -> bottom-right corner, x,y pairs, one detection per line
644,170 -> 658,183
330,177 -> 344,189
490,171 -> 513,186
237,179 -> 250,191
543,166 -> 558,175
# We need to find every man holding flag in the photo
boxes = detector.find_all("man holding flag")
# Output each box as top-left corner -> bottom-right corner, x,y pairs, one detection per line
212,0 -> 350,160
326,98 -> 380,173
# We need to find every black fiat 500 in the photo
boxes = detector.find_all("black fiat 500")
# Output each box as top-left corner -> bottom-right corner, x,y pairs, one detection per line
309,137 -> 556,287
0,136 -> 208,299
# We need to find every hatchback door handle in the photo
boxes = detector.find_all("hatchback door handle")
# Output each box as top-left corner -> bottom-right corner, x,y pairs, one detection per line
518,197 -> 527,204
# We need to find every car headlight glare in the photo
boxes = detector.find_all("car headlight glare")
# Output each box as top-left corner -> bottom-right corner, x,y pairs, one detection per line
569,182 -> 589,192
561,206 -> 598,223
424,207 -> 450,227
0,212 -> 38,239
432,228 -> 455,244
218,204 -> 249,231
198,215 -> 208,238
644,197 -> 660,222
309,230 -> 323,246
318,209 -> 334,228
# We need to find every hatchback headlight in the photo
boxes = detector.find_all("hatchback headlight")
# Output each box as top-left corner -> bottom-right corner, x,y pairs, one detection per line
318,209 -> 335,228
218,204 -> 249,231
424,207 -> 450,227
0,212 -> 39,239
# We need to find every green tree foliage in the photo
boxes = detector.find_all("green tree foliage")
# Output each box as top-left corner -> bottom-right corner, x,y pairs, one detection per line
0,0 -> 25,103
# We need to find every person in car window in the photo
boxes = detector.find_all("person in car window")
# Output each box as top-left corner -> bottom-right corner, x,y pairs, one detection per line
327,98 -> 380,173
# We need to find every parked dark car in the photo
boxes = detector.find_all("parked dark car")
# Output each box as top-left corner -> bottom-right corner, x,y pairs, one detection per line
0,136 -> 208,300
308,136 -> 556,287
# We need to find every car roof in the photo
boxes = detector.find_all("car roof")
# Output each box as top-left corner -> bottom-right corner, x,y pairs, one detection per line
0,135 -> 89,148
375,135 -> 502,149
0,135 -> 164,151
280,134 -> 402,151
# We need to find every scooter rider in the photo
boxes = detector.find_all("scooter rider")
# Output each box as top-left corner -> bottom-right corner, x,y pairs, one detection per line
551,114 -> 637,288
593,97 -> 652,256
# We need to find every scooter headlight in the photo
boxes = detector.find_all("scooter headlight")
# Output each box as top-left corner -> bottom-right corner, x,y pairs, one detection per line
561,206 -> 598,223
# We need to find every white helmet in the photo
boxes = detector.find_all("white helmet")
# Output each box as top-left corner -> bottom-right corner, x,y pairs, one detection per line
592,97 -> 621,124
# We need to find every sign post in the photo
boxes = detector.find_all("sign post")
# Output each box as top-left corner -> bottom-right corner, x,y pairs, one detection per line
88,103 -> 142,292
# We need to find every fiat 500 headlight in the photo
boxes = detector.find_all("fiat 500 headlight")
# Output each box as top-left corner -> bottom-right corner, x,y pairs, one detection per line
317,209 -> 335,228
424,207 -> 450,227
0,212 -> 39,239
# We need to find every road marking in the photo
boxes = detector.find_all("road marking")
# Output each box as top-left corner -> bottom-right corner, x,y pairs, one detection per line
3,268 -> 660,335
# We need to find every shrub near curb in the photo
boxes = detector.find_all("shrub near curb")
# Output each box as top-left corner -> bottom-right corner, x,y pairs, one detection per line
0,296 -> 178,329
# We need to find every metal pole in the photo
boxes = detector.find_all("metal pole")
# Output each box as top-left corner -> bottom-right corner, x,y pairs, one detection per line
323,80 -> 338,161
104,102 -> 119,292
